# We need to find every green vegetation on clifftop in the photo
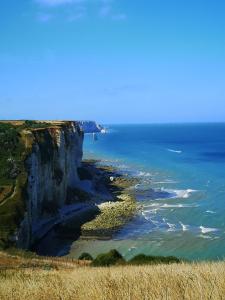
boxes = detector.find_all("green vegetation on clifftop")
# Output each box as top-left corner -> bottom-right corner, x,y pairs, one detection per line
0,123 -> 28,247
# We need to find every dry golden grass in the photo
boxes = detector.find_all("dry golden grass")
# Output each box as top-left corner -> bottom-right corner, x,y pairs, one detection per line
1,259 -> 225,300
0,251 -> 90,270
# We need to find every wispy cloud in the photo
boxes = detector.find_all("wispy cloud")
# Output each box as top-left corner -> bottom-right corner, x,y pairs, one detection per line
98,0 -> 126,20
35,0 -> 83,7
34,0 -> 127,22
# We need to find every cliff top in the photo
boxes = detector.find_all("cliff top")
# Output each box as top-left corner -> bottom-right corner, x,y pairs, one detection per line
0,120 -> 104,133
0,120 -> 78,130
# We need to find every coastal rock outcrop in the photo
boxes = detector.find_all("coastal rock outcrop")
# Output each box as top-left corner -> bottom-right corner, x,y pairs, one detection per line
0,121 -> 85,249
78,121 -> 105,133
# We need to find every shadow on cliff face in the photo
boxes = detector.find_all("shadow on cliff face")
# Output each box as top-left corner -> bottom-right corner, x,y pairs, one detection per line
33,206 -> 100,256
32,160 -> 131,257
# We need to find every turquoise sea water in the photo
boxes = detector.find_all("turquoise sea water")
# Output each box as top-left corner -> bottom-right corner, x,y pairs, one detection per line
81,123 -> 225,261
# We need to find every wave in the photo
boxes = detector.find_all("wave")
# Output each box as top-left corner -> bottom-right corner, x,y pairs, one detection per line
117,164 -> 130,169
167,223 -> 176,231
137,187 -> 197,201
167,148 -> 182,154
128,246 -> 137,252
153,180 -> 178,184
141,212 -> 151,221
137,171 -> 152,177
140,205 -> 219,236
198,234 -> 212,239
161,203 -> 196,208
206,210 -> 216,214
163,188 -> 197,199
199,226 -> 218,234
143,203 -> 196,209
179,222 -> 189,231
143,208 -> 158,214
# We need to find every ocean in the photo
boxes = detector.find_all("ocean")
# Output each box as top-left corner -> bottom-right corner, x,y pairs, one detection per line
70,123 -> 225,261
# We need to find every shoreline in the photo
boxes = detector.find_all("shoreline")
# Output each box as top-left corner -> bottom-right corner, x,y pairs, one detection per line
34,159 -> 139,256
80,160 -> 138,240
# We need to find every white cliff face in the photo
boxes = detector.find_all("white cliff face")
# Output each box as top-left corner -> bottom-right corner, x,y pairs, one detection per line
17,122 -> 84,248
78,121 -> 104,133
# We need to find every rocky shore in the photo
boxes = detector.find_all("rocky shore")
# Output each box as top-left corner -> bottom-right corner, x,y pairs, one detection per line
34,159 -> 139,256
80,160 -> 138,239
0,121 -> 138,255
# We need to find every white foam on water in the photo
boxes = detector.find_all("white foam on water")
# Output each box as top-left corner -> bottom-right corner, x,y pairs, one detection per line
174,189 -> 197,199
199,226 -> 218,234
154,180 -> 178,184
167,223 -> 176,231
141,211 -> 152,221
163,188 -> 197,199
117,164 -> 130,169
128,247 -> 137,252
143,203 -> 196,209
142,203 -> 161,208
198,234 -> 212,239
151,219 -> 160,226
206,210 -> 216,214
137,171 -> 152,177
141,211 -> 161,226
167,148 -> 182,154
162,203 -> 197,208
179,222 -> 189,231
134,183 -> 141,189
162,203 -> 187,208
143,209 -> 158,214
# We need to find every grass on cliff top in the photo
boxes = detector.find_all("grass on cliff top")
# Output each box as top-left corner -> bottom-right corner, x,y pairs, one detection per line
0,121 -> 45,186
0,171 -> 27,244
78,249 -> 181,267
0,248 -> 224,300
0,259 -> 225,300
0,123 -> 29,246
0,123 -> 24,185
0,250 -> 90,275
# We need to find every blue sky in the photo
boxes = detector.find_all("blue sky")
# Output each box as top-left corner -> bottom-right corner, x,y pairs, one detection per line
0,0 -> 225,123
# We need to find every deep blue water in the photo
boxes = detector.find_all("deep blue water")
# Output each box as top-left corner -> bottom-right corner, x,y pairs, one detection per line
81,124 -> 225,261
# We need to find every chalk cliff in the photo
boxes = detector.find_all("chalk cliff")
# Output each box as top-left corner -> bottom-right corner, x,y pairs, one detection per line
78,121 -> 105,133
0,121 -> 86,249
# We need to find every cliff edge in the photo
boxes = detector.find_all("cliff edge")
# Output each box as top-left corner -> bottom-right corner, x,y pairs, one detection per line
0,121 -> 84,249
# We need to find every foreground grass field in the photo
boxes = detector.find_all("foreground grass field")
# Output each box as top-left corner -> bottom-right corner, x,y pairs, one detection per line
0,251 -> 225,300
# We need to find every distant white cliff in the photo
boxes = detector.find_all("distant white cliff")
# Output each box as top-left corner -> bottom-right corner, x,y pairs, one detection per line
78,121 -> 106,134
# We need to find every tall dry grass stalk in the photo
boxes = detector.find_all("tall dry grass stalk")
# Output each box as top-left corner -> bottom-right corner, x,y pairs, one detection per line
0,261 -> 225,300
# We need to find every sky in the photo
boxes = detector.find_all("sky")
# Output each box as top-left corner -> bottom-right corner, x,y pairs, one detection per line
0,0 -> 225,123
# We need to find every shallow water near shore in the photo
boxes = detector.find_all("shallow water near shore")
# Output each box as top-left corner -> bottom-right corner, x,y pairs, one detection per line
68,123 -> 225,261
